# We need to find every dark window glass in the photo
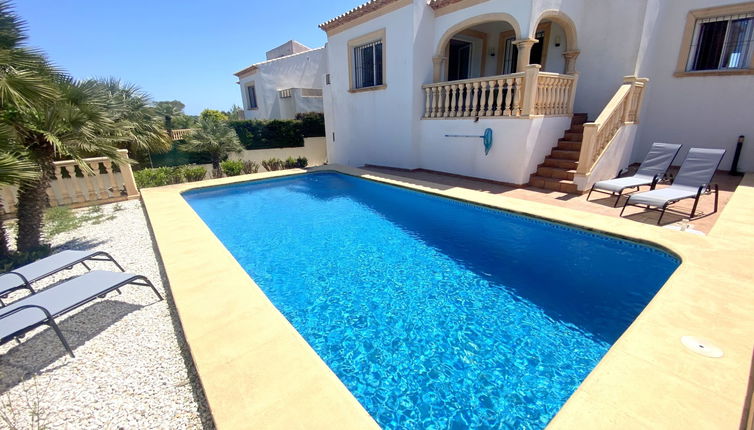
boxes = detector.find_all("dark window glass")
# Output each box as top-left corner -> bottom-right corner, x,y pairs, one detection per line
530,30 -> 546,66
693,20 -> 728,70
246,86 -> 257,109
448,39 -> 472,81
353,40 -> 383,89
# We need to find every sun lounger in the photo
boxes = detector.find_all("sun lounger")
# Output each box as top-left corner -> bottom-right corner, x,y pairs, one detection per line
0,250 -> 124,305
588,142 -> 682,207
0,270 -> 162,357
620,148 -> 725,225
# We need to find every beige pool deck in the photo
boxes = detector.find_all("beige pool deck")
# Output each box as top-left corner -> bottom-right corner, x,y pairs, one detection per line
141,165 -> 754,429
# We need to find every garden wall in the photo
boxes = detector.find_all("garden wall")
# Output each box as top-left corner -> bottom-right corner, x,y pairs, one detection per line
198,137 -> 327,175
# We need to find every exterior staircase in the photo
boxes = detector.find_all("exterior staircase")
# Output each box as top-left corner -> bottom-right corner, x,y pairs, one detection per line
528,113 -> 588,193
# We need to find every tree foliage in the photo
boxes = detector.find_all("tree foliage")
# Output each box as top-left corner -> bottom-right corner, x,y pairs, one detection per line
182,116 -> 242,170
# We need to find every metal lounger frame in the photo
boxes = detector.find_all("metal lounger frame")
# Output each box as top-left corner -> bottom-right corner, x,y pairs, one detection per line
0,251 -> 124,306
587,172 -> 663,208
0,275 -> 162,358
619,183 -> 719,225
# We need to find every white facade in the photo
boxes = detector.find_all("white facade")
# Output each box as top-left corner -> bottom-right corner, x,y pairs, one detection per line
321,0 -> 754,185
235,41 -> 327,120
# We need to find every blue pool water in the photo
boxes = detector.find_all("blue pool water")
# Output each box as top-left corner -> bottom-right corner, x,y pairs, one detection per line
184,172 -> 679,429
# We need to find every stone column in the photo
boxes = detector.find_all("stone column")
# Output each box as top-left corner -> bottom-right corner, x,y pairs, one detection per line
432,55 -> 447,82
513,38 -> 538,72
116,149 -> 140,199
562,50 -> 580,74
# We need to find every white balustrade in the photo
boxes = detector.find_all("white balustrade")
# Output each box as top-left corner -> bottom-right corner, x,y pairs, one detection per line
0,149 -> 139,215
422,73 -> 526,119
422,68 -> 578,119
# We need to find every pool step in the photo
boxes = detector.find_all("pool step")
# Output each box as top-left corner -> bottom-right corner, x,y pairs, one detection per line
528,113 -> 588,194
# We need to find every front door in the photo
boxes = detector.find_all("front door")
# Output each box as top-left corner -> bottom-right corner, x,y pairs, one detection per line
448,39 -> 472,81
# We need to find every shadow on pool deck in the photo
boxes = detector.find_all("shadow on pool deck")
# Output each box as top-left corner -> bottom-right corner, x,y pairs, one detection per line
362,166 -> 743,234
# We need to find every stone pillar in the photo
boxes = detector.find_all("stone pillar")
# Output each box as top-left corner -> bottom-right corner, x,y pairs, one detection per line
116,149 -> 140,199
513,38 -> 538,72
563,50 -> 580,74
432,55 -> 447,82
520,64 -> 541,117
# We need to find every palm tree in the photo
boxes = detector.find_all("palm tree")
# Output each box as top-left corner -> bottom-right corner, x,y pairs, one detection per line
183,117 -> 243,171
0,0 -> 55,255
1,3 -> 173,252
0,126 -> 37,258
94,78 -> 172,157
11,77 -> 127,251
153,100 -> 185,133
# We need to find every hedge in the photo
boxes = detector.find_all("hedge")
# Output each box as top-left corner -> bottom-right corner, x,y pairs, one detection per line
134,165 -> 207,188
228,113 -> 325,150
148,141 -> 213,167
229,120 -> 303,149
295,112 -> 326,138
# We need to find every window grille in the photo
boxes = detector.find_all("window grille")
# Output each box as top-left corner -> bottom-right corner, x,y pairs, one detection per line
353,40 -> 383,88
688,13 -> 754,71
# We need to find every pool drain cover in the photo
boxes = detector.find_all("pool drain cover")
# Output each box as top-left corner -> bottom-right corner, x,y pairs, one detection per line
681,336 -> 723,358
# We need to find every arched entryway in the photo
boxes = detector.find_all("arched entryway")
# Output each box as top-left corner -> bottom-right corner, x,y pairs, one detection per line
527,10 -> 580,74
433,13 -> 521,82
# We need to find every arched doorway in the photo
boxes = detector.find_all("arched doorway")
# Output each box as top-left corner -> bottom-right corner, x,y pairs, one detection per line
434,13 -> 522,82
528,10 -> 579,74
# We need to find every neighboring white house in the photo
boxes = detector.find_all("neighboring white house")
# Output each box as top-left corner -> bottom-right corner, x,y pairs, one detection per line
319,0 -> 754,192
235,40 -> 327,120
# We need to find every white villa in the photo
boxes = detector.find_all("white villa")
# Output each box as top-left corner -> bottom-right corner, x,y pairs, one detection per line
235,40 -> 327,120
319,0 -> 754,192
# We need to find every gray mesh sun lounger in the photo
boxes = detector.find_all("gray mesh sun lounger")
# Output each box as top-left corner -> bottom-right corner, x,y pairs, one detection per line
620,148 -> 725,225
0,250 -> 124,306
588,142 -> 682,207
0,270 -> 162,357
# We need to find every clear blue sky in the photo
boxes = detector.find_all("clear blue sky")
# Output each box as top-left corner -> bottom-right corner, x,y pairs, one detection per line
15,0 -> 359,115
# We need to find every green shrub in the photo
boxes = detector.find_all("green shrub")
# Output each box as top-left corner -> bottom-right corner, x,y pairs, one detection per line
284,156 -> 297,169
228,119 -> 304,149
182,165 -> 207,182
295,156 -> 308,168
134,166 -> 184,188
295,112 -> 326,137
242,160 -> 260,174
220,160 -> 244,176
261,158 -> 284,171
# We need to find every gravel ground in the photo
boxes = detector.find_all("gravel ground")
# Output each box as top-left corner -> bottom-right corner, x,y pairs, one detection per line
0,200 -> 213,429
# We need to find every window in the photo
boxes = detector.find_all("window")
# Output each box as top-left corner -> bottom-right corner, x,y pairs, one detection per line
676,4 -> 754,76
347,28 -> 386,91
688,13 -> 753,70
353,40 -> 383,88
246,85 -> 257,109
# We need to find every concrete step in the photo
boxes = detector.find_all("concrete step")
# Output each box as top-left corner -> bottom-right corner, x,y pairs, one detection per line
535,166 -> 576,180
529,176 -> 579,193
541,158 -> 578,169
571,113 -> 588,126
563,132 -> 583,141
557,141 -> 582,151
551,149 -> 581,161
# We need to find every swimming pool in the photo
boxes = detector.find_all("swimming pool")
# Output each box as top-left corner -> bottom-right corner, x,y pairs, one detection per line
184,172 -> 679,429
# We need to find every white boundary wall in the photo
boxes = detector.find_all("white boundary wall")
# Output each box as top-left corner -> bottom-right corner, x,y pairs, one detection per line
200,137 -> 327,174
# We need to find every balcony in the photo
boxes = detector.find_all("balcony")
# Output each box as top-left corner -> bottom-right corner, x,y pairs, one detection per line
422,65 -> 578,119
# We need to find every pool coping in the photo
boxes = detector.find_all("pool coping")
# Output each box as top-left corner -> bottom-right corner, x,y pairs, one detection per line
141,165 -> 754,429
